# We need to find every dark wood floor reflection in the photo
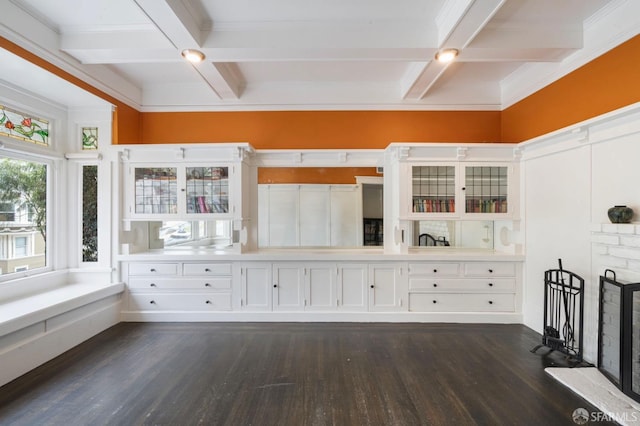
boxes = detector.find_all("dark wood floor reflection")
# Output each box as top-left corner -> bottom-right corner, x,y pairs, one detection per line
0,323 -> 613,425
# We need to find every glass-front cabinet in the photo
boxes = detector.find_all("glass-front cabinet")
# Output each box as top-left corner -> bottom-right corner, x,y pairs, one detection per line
128,164 -> 231,219
408,163 -> 512,219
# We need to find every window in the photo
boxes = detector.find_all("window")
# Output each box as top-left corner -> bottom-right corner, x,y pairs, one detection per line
82,165 -> 98,262
14,236 -> 27,256
0,157 -> 48,278
156,220 -> 232,249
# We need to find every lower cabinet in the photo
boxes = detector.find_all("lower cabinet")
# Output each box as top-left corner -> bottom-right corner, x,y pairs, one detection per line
407,261 -> 519,313
368,263 -> 407,312
126,261 -> 233,312
124,259 -> 520,318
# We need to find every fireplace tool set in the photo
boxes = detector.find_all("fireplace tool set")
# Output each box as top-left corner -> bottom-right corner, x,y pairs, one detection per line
531,259 -> 585,364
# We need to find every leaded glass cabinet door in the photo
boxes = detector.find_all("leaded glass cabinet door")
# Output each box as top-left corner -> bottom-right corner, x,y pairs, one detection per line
463,166 -> 508,214
133,167 -> 178,215
185,166 -> 229,214
411,165 -> 456,215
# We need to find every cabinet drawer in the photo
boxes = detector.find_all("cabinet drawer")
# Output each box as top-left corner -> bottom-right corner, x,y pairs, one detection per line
129,263 -> 178,276
129,277 -> 232,290
408,263 -> 460,277
409,278 -> 515,292
463,262 -> 516,277
183,263 -> 232,276
129,293 -> 232,311
408,293 -> 515,312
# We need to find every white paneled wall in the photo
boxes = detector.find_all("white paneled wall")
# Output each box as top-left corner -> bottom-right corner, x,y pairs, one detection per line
521,103 -> 640,363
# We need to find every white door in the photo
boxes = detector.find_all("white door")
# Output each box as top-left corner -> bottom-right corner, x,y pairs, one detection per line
273,263 -> 304,311
330,185 -> 362,246
368,263 -> 407,312
241,263 -> 272,311
337,263 -> 368,311
305,263 -> 336,311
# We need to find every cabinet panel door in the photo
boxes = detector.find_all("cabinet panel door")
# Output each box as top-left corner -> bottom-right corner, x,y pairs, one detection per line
306,264 -> 335,310
330,186 -> 362,247
368,264 -> 406,312
241,263 -> 272,311
300,187 -> 330,246
273,264 -> 304,311
268,186 -> 299,247
338,264 -> 368,311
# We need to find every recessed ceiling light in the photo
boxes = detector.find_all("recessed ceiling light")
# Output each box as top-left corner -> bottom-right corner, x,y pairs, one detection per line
181,49 -> 206,63
435,48 -> 459,63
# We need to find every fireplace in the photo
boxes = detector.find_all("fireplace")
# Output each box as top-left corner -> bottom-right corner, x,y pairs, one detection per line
598,269 -> 640,403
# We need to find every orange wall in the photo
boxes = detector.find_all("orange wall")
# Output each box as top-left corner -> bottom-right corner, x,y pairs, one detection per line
502,34 -> 640,142
140,110 -> 501,149
259,167 -> 380,184
0,36 -> 142,144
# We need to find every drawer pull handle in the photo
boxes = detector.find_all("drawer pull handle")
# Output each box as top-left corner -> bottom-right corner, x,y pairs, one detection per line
433,283 -> 438,287
149,300 -> 156,304
205,283 -> 211,287
150,268 -> 156,272
432,300 -> 437,304
488,300 -> 493,304
150,283 -> 157,287
205,268 -> 211,272
488,269 -> 493,273
488,283 -> 493,287
206,300 -> 212,304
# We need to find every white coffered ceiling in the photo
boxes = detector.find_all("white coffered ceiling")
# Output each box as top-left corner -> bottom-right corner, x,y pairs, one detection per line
0,0 -> 637,111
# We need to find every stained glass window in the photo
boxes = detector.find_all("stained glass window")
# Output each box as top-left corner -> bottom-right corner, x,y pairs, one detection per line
0,105 -> 49,146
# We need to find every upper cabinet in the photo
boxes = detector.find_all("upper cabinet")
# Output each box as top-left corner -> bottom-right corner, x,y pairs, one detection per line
389,144 -> 520,221
116,144 -> 255,223
408,162 -> 512,218
129,164 -> 231,219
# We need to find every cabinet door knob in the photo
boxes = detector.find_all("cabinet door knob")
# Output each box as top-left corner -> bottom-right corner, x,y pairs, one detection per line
273,284 -> 277,288
206,300 -> 212,304
432,300 -> 437,304
370,285 -> 374,289
488,269 -> 493,273
205,283 -> 211,287
150,283 -> 156,287
433,283 -> 438,287
150,268 -> 156,272
461,187 -> 466,191
488,283 -> 493,287
205,268 -> 211,272
433,269 -> 438,273
488,300 -> 493,304
149,300 -> 156,304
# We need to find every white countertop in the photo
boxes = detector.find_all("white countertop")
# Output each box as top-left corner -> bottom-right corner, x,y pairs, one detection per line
118,247 -> 524,262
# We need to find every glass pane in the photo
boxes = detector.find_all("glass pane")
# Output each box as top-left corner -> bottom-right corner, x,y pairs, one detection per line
134,167 -> 177,214
465,166 -> 508,213
633,290 -> 640,395
0,158 -> 47,276
600,281 -> 621,384
155,220 -> 232,249
186,167 -> 229,214
82,165 -> 98,262
412,220 -> 494,249
412,166 -> 455,213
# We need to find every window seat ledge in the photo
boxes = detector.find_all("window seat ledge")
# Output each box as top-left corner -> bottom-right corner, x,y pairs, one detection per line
0,282 -> 124,338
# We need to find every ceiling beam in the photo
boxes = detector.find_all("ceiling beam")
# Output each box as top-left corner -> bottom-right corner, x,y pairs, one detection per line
133,0 -> 240,99
402,0 -> 506,100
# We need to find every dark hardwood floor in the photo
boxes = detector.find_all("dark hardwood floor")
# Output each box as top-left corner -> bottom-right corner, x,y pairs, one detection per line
0,323 -> 613,426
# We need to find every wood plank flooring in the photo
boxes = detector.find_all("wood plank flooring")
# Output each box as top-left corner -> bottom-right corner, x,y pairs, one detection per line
0,323 -> 615,425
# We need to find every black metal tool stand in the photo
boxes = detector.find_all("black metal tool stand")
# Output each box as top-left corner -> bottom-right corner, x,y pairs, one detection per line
531,260 -> 585,365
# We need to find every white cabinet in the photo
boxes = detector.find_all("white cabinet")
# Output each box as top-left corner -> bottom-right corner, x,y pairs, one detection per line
272,263 -> 305,311
368,263 -> 407,312
406,162 -> 516,219
126,164 -> 234,220
258,184 -> 362,247
240,263 -> 272,311
337,263 -> 368,311
305,263 -> 336,311
126,261 -> 233,312
407,261 -> 519,312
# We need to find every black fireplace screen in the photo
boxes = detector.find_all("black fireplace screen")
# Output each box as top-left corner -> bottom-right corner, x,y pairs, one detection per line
531,260 -> 584,363
598,269 -> 640,403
